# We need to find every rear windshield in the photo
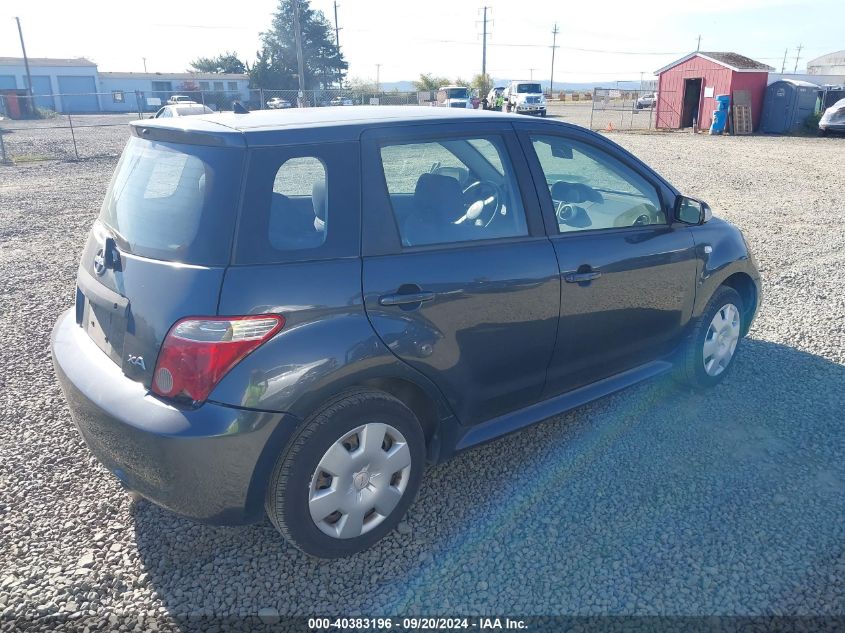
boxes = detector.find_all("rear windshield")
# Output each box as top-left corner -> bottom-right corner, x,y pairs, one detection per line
98,137 -> 243,265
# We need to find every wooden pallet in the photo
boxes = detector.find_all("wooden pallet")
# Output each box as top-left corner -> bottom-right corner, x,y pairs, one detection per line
733,104 -> 753,135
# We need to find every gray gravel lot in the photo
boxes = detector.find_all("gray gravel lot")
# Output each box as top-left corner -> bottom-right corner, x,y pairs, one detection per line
0,118 -> 844,631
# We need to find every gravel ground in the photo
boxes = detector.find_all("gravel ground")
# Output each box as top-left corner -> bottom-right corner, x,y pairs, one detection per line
1,121 -> 844,631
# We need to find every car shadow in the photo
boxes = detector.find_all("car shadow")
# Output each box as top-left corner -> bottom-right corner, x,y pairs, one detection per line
132,338 -> 845,620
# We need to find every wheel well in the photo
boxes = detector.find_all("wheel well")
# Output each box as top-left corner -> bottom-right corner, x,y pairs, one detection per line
721,273 -> 757,335
358,377 -> 440,442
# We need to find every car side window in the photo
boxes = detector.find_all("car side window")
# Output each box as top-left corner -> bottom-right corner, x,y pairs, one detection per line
268,157 -> 328,250
378,136 -> 528,247
530,135 -> 665,233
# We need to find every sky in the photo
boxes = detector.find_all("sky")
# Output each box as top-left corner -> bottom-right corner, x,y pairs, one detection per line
1,0 -> 843,84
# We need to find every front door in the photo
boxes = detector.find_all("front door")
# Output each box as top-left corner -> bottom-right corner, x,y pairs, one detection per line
517,126 -> 699,397
361,124 -> 560,426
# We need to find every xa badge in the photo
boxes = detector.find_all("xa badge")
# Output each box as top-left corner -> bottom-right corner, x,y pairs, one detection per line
127,355 -> 146,371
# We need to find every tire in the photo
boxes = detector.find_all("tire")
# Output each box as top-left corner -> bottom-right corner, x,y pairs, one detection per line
265,388 -> 425,558
675,286 -> 744,390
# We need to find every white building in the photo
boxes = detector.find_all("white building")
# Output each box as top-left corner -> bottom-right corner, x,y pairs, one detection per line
0,57 -> 99,112
98,72 -> 250,113
0,56 -> 250,114
807,51 -> 845,76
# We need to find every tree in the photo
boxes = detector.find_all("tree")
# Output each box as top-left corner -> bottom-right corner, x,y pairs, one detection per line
250,0 -> 347,90
471,73 -> 493,95
413,73 -> 452,91
189,52 -> 246,74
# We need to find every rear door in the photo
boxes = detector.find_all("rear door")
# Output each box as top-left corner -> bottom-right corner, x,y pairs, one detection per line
76,133 -> 244,387
516,123 -> 698,396
361,123 -> 560,426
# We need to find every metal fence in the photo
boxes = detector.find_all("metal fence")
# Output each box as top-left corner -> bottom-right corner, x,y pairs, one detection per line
0,89 -> 436,164
589,88 -> 661,131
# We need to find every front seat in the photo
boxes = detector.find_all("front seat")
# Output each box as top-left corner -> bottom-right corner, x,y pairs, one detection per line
403,173 -> 469,246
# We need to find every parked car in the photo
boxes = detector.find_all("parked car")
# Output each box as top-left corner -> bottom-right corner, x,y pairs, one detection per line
151,104 -> 214,119
435,85 -> 473,109
266,97 -> 292,109
504,80 -> 546,116
166,95 -> 197,105
330,96 -> 354,106
636,93 -> 657,109
819,97 -> 845,135
52,106 -> 761,558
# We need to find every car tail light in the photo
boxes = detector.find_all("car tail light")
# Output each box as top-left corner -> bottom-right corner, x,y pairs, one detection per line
152,315 -> 284,404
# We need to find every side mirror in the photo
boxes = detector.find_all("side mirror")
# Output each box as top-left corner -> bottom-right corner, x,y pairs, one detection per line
675,196 -> 712,225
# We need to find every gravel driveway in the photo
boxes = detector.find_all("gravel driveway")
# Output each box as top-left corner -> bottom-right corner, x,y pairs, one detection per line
0,125 -> 843,631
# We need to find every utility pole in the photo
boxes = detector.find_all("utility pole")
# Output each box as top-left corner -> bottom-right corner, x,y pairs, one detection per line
793,44 -> 803,73
333,1 -> 342,88
15,17 -> 33,99
481,6 -> 489,88
375,63 -> 381,92
528,68 -> 536,80
696,35 -> 701,51
333,1 -> 341,47
293,0 -> 306,106
142,57 -> 148,73
550,23 -> 559,96
780,49 -> 788,74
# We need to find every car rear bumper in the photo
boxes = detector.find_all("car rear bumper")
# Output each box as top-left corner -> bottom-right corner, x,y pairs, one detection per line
51,309 -> 299,525
819,122 -> 845,131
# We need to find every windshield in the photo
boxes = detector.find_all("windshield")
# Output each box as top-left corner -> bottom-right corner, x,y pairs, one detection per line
516,83 -> 542,94
98,137 -> 243,265
445,88 -> 469,99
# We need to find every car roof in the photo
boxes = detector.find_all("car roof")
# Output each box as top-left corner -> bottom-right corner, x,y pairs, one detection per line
130,105 -> 571,147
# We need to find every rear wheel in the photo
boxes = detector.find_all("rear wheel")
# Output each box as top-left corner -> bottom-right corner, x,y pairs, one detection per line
676,286 -> 744,389
265,389 -> 425,558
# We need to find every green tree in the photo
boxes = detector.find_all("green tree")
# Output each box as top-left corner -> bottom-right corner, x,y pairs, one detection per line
250,0 -> 347,89
413,73 -> 452,91
189,52 -> 247,74
471,73 -> 493,95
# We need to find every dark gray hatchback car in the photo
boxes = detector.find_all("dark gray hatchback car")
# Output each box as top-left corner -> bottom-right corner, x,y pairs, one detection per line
52,106 -> 761,557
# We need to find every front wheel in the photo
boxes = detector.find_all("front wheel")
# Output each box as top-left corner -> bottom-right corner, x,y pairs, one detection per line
676,286 -> 744,389
265,389 -> 425,558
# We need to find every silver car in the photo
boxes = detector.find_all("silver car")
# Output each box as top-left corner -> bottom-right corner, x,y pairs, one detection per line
819,98 -> 845,135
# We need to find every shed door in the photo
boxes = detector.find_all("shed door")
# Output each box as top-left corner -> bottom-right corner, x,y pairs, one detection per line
57,76 -> 98,112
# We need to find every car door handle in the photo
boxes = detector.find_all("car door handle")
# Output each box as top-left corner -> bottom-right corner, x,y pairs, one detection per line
564,271 -> 602,283
378,291 -> 436,306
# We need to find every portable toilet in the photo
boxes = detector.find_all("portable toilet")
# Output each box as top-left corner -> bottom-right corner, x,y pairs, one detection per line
761,79 -> 820,134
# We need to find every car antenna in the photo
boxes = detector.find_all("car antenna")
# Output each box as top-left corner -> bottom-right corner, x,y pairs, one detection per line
232,101 -> 250,114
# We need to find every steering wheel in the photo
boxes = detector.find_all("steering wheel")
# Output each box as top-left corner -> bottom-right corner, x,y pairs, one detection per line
459,180 -> 502,228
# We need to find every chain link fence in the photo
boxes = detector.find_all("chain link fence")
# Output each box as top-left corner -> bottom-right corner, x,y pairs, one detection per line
589,88 -> 664,131
0,89 -> 437,164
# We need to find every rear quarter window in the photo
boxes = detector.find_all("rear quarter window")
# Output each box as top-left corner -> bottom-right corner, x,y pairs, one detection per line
233,142 -> 360,265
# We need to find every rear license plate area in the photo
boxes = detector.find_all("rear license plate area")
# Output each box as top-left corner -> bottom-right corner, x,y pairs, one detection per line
82,296 -> 126,363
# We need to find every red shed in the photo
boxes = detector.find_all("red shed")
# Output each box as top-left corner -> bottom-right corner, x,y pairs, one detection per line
655,52 -> 771,131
